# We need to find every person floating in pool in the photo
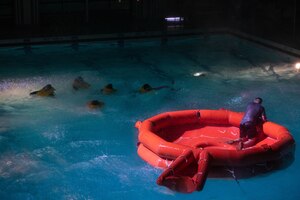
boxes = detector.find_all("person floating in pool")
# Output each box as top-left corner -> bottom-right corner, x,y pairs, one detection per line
227,97 -> 267,150
72,76 -> 91,90
30,84 -> 56,97
101,84 -> 117,95
87,100 -> 105,109
139,84 -> 171,93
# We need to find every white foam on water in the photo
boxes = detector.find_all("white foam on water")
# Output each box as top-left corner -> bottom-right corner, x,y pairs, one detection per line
0,152 -> 41,179
41,125 -> 66,142
69,140 -> 121,148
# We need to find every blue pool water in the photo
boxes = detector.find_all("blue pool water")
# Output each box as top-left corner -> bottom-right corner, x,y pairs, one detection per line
0,35 -> 299,200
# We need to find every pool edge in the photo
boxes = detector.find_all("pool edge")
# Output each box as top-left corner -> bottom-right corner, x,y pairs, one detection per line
0,28 -> 300,58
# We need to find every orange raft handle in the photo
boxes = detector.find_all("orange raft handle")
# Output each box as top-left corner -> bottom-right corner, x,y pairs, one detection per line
135,121 -> 142,129
156,149 -> 211,193
195,150 -> 210,191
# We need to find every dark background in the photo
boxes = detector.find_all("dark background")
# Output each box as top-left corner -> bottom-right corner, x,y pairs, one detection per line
0,0 -> 299,49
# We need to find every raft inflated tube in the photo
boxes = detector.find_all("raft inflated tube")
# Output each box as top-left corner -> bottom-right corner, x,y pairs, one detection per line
156,149 -> 210,193
136,109 -> 295,193
137,109 -> 294,167
137,144 -> 174,168
195,150 -> 210,191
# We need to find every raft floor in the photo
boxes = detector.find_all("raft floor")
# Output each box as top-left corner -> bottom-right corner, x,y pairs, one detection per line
159,124 -> 275,149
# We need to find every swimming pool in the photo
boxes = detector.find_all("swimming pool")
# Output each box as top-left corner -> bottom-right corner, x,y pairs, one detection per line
0,34 -> 299,199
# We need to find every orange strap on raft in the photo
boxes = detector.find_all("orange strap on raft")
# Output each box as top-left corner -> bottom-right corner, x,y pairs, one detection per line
156,149 -> 210,193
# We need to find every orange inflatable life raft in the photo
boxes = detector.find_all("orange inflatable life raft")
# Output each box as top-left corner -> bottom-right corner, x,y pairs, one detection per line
135,109 -> 295,193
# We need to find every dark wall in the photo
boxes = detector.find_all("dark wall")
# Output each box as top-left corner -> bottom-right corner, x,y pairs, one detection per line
227,0 -> 300,48
0,0 -> 299,49
0,0 -> 229,38
228,0 -> 297,36
0,1 -> 14,31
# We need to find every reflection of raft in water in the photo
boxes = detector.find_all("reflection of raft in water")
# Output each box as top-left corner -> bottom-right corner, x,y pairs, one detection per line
135,109 -> 295,193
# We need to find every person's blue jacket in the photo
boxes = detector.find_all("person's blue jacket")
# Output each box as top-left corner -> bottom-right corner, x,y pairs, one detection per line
240,102 -> 267,125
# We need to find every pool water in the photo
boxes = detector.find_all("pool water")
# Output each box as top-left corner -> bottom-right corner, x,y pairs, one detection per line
0,35 -> 299,200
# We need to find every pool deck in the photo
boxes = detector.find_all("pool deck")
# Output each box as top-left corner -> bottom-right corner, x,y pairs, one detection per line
0,28 -> 300,58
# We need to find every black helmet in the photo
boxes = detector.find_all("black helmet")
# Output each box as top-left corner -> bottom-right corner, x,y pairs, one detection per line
254,97 -> 263,104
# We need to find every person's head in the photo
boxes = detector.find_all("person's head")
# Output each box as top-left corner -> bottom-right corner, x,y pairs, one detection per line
140,84 -> 153,93
142,84 -> 152,91
76,76 -> 84,82
87,100 -> 104,109
254,97 -> 263,104
105,84 -> 113,89
43,84 -> 54,90
90,100 -> 100,105
42,84 -> 55,93
73,76 -> 90,89
101,83 -> 116,94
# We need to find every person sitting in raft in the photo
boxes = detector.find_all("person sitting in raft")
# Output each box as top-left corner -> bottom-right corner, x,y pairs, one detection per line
139,84 -> 171,93
227,97 -> 267,150
30,84 -> 56,97
87,100 -> 104,109
72,76 -> 91,90
101,84 -> 117,95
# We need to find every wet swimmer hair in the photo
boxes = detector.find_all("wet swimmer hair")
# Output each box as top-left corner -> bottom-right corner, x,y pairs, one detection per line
43,84 -> 55,90
254,97 -> 263,104
101,83 -> 117,94
87,100 -> 104,109
105,84 -> 113,89
143,84 -> 152,90
73,76 -> 90,90
139,84 -> 153,93
76,76 -> 84,81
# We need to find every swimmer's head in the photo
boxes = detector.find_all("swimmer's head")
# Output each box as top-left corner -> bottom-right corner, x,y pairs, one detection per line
43,84 -> 55,91
140,84 -> 153,93
87,100 -> 104,109
105,84 -> 113,89
254,97 -> 263,104
143,84 -> 152,90
101,84 -> 116,94
90,100 -> 100,105
76,76 -> 84,81
73,76 -> 90,90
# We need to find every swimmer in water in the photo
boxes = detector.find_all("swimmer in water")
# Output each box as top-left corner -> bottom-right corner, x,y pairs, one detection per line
30,84 -> 56,97
139,84 -> 171,93
72,76 -> 91,90
87,100 -> 105,109
101,84 -> 117,95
